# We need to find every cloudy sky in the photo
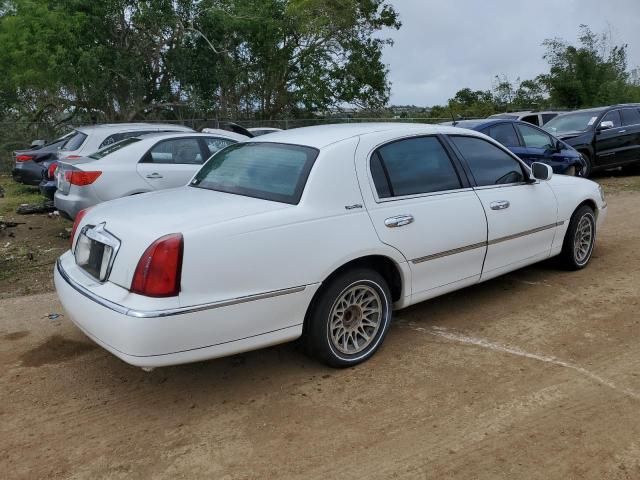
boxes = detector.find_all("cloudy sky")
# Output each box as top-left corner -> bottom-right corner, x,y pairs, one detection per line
382,0 -> 640,106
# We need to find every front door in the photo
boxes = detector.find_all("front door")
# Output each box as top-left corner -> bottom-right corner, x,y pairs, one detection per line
595,109 -> 626,167
356,134 -> 488,300
447,135 -> 558,280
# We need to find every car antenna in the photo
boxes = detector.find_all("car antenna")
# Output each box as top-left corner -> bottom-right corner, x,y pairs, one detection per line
449,107 -> 458,127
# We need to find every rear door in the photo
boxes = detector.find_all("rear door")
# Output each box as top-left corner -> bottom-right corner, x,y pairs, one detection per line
137,137 -> 209,189
619,108 -> 640,164
447,135 -> 558,280
357,134 -> 487,300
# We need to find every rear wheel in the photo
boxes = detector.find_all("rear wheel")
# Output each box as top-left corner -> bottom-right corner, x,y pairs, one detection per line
560,205 -> 596,270
304,268 -> 392,367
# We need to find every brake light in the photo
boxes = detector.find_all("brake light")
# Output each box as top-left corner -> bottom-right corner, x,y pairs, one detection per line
16,154 -> 34,162
64,170 -> 102,186
47,162 -> 58,180
130,234 -> 183,297
70,208 -> 90,248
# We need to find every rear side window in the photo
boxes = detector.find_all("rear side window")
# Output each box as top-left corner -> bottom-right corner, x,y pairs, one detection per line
191,142 -> 318,205
204,137 -> 236,155
145,138 -> 203,164
89,138 -> 141,160
370,136 -> 462,199
487,123 -> 520,147
449,136 -> 525,186
542,113 -> 558,124
99,131 -> 154,149
516,124 -> 554,149
620,108 -> 640,126
521,115 -> 540,126
61,131 -> 88,151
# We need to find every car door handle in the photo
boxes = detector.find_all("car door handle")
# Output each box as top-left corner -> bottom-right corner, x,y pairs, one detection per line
618,129 -> 626,133
490,200 -> 510,210
145,173 -> 163,179
385,215 -> 414,228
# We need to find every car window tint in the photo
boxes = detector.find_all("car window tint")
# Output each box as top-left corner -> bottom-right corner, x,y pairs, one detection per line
89,138 -> 142,160
602,110 -> 621,127
449,135 -> 525,186
516,124 -> 554,149
521,115 -> 539,126
61,131 -> 88,151
620,108 -> 640,126
204,137 -> 236,155
191,143 -> 318,205
488,123 -> 520,147
542,113 -> 557,124
148,138 -> 203,164
372,136 -> 461,198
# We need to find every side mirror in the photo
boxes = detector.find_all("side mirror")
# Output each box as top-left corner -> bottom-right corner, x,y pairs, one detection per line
531,162 -> 553,181
598,120 -> 614,131
555,140 -> 564,152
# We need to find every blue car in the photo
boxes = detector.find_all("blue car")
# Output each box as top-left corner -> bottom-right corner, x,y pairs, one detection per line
452,119 -> 586,176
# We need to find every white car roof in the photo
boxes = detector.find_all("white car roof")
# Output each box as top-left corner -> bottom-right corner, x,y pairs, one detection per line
134,130 -> 248,143
249,122 -> 486,149
75,123 -> 193,134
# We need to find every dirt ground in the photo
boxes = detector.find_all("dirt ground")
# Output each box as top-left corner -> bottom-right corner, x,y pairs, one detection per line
1,175 -> 640,479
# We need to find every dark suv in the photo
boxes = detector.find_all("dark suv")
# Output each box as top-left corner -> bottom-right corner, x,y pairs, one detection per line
544,104 -> 640,176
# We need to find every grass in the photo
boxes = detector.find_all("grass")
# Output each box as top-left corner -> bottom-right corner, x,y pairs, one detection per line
0,174 -> 45,216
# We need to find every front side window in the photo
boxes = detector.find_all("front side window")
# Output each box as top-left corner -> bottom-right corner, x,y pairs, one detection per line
486,123 -> 520,147
60,131 -> 88,151
145,138 -> 203,164
449,135 -> 525,186
191,142 -> 318,205
370,136 -> 461,199
601,110 -> 621,128
516,124 -> 554,149
204,137 -> 236,155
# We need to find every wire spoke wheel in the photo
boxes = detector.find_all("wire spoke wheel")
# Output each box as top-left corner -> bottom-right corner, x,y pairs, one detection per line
328,284 -> 382,355
573,213 -> 594,265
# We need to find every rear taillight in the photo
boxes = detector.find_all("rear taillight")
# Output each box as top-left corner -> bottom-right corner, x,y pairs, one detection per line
64,170 -> 101,186
70,208 -> 90,248
130,234 -> 183,297
16,154 -> 34,162
63,155 -> 82,160
47,162 -> 58,180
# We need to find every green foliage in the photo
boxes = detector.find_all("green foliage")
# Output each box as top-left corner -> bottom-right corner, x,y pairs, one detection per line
0,0 -> 400,121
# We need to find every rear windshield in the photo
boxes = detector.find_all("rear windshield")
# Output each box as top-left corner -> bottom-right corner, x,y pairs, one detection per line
60,131 -> 88,151
88,137 -> 141,160
191,142 -> 319,204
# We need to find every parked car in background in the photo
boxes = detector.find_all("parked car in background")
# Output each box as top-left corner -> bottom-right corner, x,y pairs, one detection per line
13,123 -> 194,188
54,130 -> 245,219
489,111 -> 563,127
11,132 -> 75,186
247,127 -> 283,136
453,119 -> 586,175
544,104 -> 640,176
54,123 -> 606,370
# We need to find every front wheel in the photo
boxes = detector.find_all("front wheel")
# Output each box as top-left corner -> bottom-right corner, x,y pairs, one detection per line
304,268 -> 392,368
579,152 -> 593,177
560,205 -> 597,270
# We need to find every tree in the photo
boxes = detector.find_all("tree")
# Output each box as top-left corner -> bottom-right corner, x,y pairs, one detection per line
539,24 -> 630,108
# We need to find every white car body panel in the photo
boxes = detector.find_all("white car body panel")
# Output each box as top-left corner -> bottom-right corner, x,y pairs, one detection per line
54,123 -> 608,368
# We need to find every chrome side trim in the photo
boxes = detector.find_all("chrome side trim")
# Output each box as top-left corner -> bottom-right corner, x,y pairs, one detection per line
56,259 -> 306,318
412,241 -> 486,264
410,221 -> 565,264
487,222 -> 563,246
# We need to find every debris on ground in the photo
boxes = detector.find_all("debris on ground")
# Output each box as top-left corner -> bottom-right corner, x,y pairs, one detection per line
16,201 -> 55,215
0,221 -> 25,229
0,185 -> 4,198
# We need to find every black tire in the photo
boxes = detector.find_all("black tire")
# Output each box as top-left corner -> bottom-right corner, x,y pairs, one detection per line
560,205 -> 597,270
579,152 -> 593,177
303,268 -> 392,368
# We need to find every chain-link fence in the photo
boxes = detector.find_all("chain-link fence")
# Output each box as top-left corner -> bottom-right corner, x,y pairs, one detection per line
0,117 -> 452,174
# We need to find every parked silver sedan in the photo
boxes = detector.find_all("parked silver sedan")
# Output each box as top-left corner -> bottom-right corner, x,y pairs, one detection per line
54,130 -> 246,219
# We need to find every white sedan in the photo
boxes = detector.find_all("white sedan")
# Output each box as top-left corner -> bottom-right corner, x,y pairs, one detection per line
54,130 -> 247,219
54,123 -> 607,369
